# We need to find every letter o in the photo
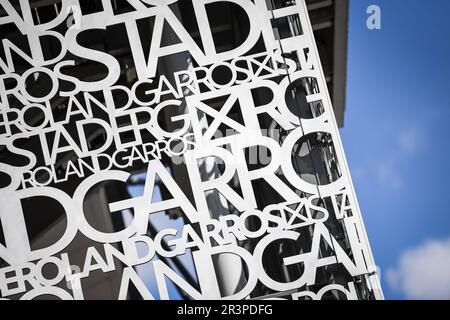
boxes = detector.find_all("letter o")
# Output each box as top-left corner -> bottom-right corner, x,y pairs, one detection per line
280,127 -> 345,196
21,287 -> 73,300
208,62 -> 237,89
240,209 -> 268,238
32,166 -> 53,186
20,103 -> 51,131
35,256 -> 66,286
140,0 -> 178,5
19,67 -> 58,103
167,136 -> 187,156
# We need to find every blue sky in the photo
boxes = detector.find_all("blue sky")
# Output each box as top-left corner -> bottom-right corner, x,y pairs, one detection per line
342,0 -> 450,299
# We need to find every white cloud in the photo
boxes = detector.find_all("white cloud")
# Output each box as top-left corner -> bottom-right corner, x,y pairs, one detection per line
386,237 -> 450,299
375,159 -> 403,189
351,126 -> 426,189
397,126 -> 425,154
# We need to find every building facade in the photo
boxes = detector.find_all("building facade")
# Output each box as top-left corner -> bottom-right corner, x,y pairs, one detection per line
0,0 -> 382,300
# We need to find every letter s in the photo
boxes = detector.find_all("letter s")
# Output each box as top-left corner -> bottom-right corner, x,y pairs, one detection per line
66,27 -> 121,92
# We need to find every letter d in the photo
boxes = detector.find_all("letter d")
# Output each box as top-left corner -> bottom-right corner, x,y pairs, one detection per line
0,187 -> 77,264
